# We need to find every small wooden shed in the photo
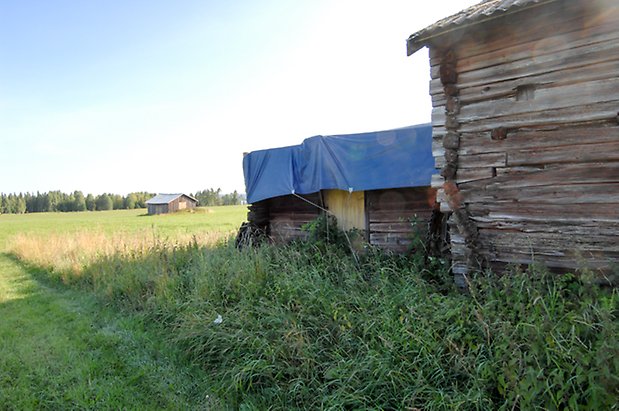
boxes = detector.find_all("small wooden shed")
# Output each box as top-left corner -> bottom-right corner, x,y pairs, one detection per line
406,0 -> 619,281
145,193 -> 198,215
242,124 -> 440,252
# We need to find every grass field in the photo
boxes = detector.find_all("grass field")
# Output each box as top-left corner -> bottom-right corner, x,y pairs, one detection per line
0,206 -> 246,409
2,206 -> 618,409
0,206 -> 247,249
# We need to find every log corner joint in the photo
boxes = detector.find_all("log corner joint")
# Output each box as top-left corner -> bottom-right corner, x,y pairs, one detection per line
438,48 -> 484,275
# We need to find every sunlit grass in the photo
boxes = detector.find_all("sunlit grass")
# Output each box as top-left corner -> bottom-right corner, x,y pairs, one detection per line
0,207 -> 246,409
0,254 -> 34,303
9,229 -> 230,279
0,253 -> 217,409
2,207 -> 617,409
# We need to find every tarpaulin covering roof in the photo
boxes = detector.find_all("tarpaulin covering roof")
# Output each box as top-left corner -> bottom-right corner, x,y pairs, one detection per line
243,123 -> 435,204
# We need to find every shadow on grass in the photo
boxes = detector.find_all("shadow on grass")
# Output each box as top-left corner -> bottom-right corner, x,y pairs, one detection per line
5,239 -> 619,410
0,252 -> 216,410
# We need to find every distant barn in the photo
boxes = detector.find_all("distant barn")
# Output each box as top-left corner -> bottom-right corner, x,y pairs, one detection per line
241,124 -> 441,253
145,193 -> 198,215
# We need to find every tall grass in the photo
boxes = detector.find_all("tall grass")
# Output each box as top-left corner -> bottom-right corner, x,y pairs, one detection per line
10,233 -> 619,410
10,230 -> 228,281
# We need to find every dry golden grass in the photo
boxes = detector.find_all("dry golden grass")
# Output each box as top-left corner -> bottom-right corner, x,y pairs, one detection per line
10,229 -> 231,277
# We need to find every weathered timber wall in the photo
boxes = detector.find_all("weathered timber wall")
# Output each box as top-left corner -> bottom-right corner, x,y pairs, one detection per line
366,187 -> 438,253
168,198 -> 181,213
247,188 -> 440,251
179,196 -> 197,211
148,204 -> 169,215
427,0 -> 619,278
248,193 -> 323,243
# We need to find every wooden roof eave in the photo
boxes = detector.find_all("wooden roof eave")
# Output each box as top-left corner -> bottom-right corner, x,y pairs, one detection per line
406,0 -> 560,56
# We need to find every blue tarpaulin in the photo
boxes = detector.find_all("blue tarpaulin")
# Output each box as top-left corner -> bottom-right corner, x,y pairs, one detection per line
243,123 -> 435,204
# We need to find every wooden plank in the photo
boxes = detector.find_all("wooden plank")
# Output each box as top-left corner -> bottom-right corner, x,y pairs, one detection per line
368,211 -> 433,223
474,218 -> 619,237
494,166 -> 544,177
470,162 -> 619,190
455,19 -> 619,75
270,212 -> 321,220
271,214 -> 317,223
480,250 -> 619,271
431,174 -> 445,189
366,188 -> 436,210
456,167 -> 495,184
369,233 -> 414,244
268,193 -> 322,211
459,152 -> 506,169
456,33 -> 619,89
478,230 -> 619,255
458,100 -> 618,133
370,222 -> 428,233
431,30 -> 619,94
269,203 -> 320,213
458,78 -> 619,124
431,105 -> 446,127
435,156 -> 446,169
468,202 -> 619,223
432,138 -> 445,158
458,123 -> 618,155
460,182 -> 619,205
453,59 -> 619,105
507,141 -> 619,166
432,126 -> 447,139
431,94 -> 447,108
367,199 -> 435,211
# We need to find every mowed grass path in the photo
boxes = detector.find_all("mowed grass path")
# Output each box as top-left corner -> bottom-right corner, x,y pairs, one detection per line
0,206 -> 246,409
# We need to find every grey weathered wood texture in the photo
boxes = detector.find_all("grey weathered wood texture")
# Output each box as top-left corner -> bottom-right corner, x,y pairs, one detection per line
418,0 -> 619,279
248,193 -> 323,243
247,188 -> 438,252
366,187 -> 438,253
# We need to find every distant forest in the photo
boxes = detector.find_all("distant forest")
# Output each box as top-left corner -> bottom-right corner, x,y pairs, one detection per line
0,189 -> 244,214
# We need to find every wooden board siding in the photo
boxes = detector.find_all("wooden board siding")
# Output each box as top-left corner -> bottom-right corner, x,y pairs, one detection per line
148,204 -> 168,215
266,193 -> 323,243
324,190 -> 365,232
179,195 -> 197,211
426,0 -> 619,277
366,187 -> 438,253
168,198 -> 181,213
247,188 -> 440,251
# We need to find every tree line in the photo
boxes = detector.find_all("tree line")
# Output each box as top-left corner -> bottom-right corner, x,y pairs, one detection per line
192,189 -> 245,207
0,191 -> 154,214
0,189 -> 245,214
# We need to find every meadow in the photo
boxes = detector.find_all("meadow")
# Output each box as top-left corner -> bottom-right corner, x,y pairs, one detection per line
0,206 -> 245,409
1,207 -> 618,410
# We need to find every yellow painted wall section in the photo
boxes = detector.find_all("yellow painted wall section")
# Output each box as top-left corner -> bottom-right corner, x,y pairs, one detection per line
324,190 -> 365,231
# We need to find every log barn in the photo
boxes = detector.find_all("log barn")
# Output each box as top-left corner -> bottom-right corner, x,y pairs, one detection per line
406,0 -> 619,282
145,193 -> 198,215
242,124 -> 440,252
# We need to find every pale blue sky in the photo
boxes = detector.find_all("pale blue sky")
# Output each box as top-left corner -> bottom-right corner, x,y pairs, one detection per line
1,0 -> 477,195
